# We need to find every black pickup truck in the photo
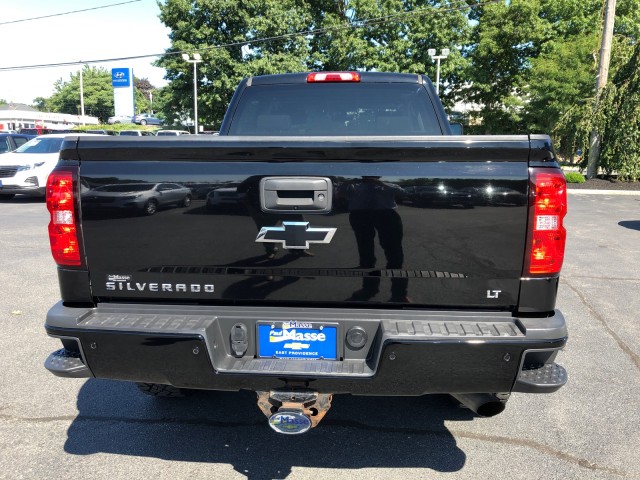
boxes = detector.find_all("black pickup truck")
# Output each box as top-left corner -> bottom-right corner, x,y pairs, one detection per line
44,72 -> 568,435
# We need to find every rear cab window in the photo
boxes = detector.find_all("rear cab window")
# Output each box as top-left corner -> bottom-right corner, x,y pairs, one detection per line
227,83 -> 443,136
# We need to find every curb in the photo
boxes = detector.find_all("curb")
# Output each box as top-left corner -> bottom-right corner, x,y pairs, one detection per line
567,189 -> 640,196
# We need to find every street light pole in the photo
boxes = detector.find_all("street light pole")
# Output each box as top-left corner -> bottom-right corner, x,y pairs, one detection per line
182,53 -> 203,134
427,48 -> 450,95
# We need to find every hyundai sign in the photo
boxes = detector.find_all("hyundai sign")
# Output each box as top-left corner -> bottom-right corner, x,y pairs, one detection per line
112,68 -> 135,117
112,68 -> 131,88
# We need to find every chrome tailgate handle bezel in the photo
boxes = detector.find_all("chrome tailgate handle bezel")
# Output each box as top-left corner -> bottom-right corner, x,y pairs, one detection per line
260,176 -> 332,213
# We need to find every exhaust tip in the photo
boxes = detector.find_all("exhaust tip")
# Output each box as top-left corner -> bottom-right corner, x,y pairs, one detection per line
475,401 -> 506,417
451,393 -> 508,417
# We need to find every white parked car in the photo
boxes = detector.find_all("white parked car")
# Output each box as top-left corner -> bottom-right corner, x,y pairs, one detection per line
0,133 -> 99,199
118,130 -> 155,136
107,115 -> 133,124
155,130 -> 191,136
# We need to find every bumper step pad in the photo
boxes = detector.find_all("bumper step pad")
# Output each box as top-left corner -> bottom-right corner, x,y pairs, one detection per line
44,348 -> 92,378
514,363 -> 567,393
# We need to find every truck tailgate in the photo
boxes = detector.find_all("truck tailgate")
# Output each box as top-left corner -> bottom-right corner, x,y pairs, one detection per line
71,136 -> 532,310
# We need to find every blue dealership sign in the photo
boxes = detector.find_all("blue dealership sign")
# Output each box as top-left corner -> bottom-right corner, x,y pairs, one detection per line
111,68 -> 131,88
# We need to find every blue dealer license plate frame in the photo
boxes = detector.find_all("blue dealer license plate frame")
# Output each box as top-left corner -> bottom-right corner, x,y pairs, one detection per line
257,322 -> 338,360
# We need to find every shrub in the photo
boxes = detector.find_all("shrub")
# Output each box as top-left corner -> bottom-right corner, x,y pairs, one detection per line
564,172 -> 586,183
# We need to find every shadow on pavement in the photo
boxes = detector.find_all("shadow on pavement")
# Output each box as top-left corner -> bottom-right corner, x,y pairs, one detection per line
65,379 -> 472,478
618,220 -> 640,232
0,195 -> 44,203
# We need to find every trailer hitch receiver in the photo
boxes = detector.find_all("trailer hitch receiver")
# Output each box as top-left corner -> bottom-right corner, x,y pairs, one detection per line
257,389 -> 332,434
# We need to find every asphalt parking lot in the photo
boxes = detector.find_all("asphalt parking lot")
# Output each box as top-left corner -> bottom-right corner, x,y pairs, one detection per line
0,192 -> 638,480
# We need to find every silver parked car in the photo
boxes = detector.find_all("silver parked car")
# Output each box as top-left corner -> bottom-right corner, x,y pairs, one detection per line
82,182 -> 192,215
133,113 -> 162,126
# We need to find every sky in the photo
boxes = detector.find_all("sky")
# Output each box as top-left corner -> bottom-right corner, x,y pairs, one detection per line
0,0 -> 171,105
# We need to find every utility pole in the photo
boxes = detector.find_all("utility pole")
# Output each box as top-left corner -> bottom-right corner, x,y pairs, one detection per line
586,0 -> 616,178
182,53 -> 203,134
79,62 -> 85,125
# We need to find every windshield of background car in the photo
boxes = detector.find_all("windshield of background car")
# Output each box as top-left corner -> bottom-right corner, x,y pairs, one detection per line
227,83 -> 443,136
13,137 -> 64,154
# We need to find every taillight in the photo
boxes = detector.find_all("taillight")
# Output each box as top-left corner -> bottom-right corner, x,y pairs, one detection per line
46,166 -> 83,267
525,168 -> 567,275
307,72 -> 361,83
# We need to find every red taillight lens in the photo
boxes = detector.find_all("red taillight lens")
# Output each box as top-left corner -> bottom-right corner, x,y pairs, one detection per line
525,169 -> 567,275
46,167 -> 83,267
307,72 -> 361,83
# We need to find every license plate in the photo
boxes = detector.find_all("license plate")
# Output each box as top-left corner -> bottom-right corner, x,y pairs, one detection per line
257,322 -> 338,360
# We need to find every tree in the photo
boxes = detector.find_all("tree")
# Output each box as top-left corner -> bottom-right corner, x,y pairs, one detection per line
134,77 -> 157,114
155,0 -> 471,128
542,0 -> 640,166
464,0 -> 639,142
465,0 -> 551,134
42,68 -> 161,123
32,97 -> 48,111
598,43 -> 640,181
46,66 -> 114,122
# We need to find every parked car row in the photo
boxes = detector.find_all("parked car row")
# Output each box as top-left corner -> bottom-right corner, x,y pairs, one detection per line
0,129 -> 223,201
107,113 -> 163,125
0,133 -> 36,154
0,133 -> 103,199
113,129 -> 191,136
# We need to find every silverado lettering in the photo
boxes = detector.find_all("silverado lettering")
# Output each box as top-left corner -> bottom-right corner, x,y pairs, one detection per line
105,282 -> 215,293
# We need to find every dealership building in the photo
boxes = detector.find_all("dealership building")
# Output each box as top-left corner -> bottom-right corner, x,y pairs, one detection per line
0,103 -> 99,132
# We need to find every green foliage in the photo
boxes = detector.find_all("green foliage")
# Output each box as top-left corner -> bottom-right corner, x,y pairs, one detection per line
564,171 -> 585,183
558,42 -> 640,181
39,68 -> 160,123
155,0 -> 471,127
32,97 -> 47,111
527,33 -> 598,135
466,0 -> 551,134
73,124 -> 159,133
553,100 -> 592,165
599,43 -> 640,181
32,0 -> 636,164
466,0 -> 639,140
45,66 -> 115,122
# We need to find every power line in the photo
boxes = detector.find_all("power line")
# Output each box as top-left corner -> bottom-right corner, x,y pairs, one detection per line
0,0 -> 142,26
0,0 -> 501,72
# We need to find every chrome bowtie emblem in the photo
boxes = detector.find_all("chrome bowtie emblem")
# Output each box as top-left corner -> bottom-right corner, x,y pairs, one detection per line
256,222 -> 336,249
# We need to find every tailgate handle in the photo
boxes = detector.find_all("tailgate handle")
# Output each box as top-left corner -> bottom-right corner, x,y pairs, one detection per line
260,177 -> 332,213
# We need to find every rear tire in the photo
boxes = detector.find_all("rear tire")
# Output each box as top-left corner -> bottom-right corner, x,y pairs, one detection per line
140,119 -> 147,125
136,383 -> 186,397
182,195 -> 192,207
